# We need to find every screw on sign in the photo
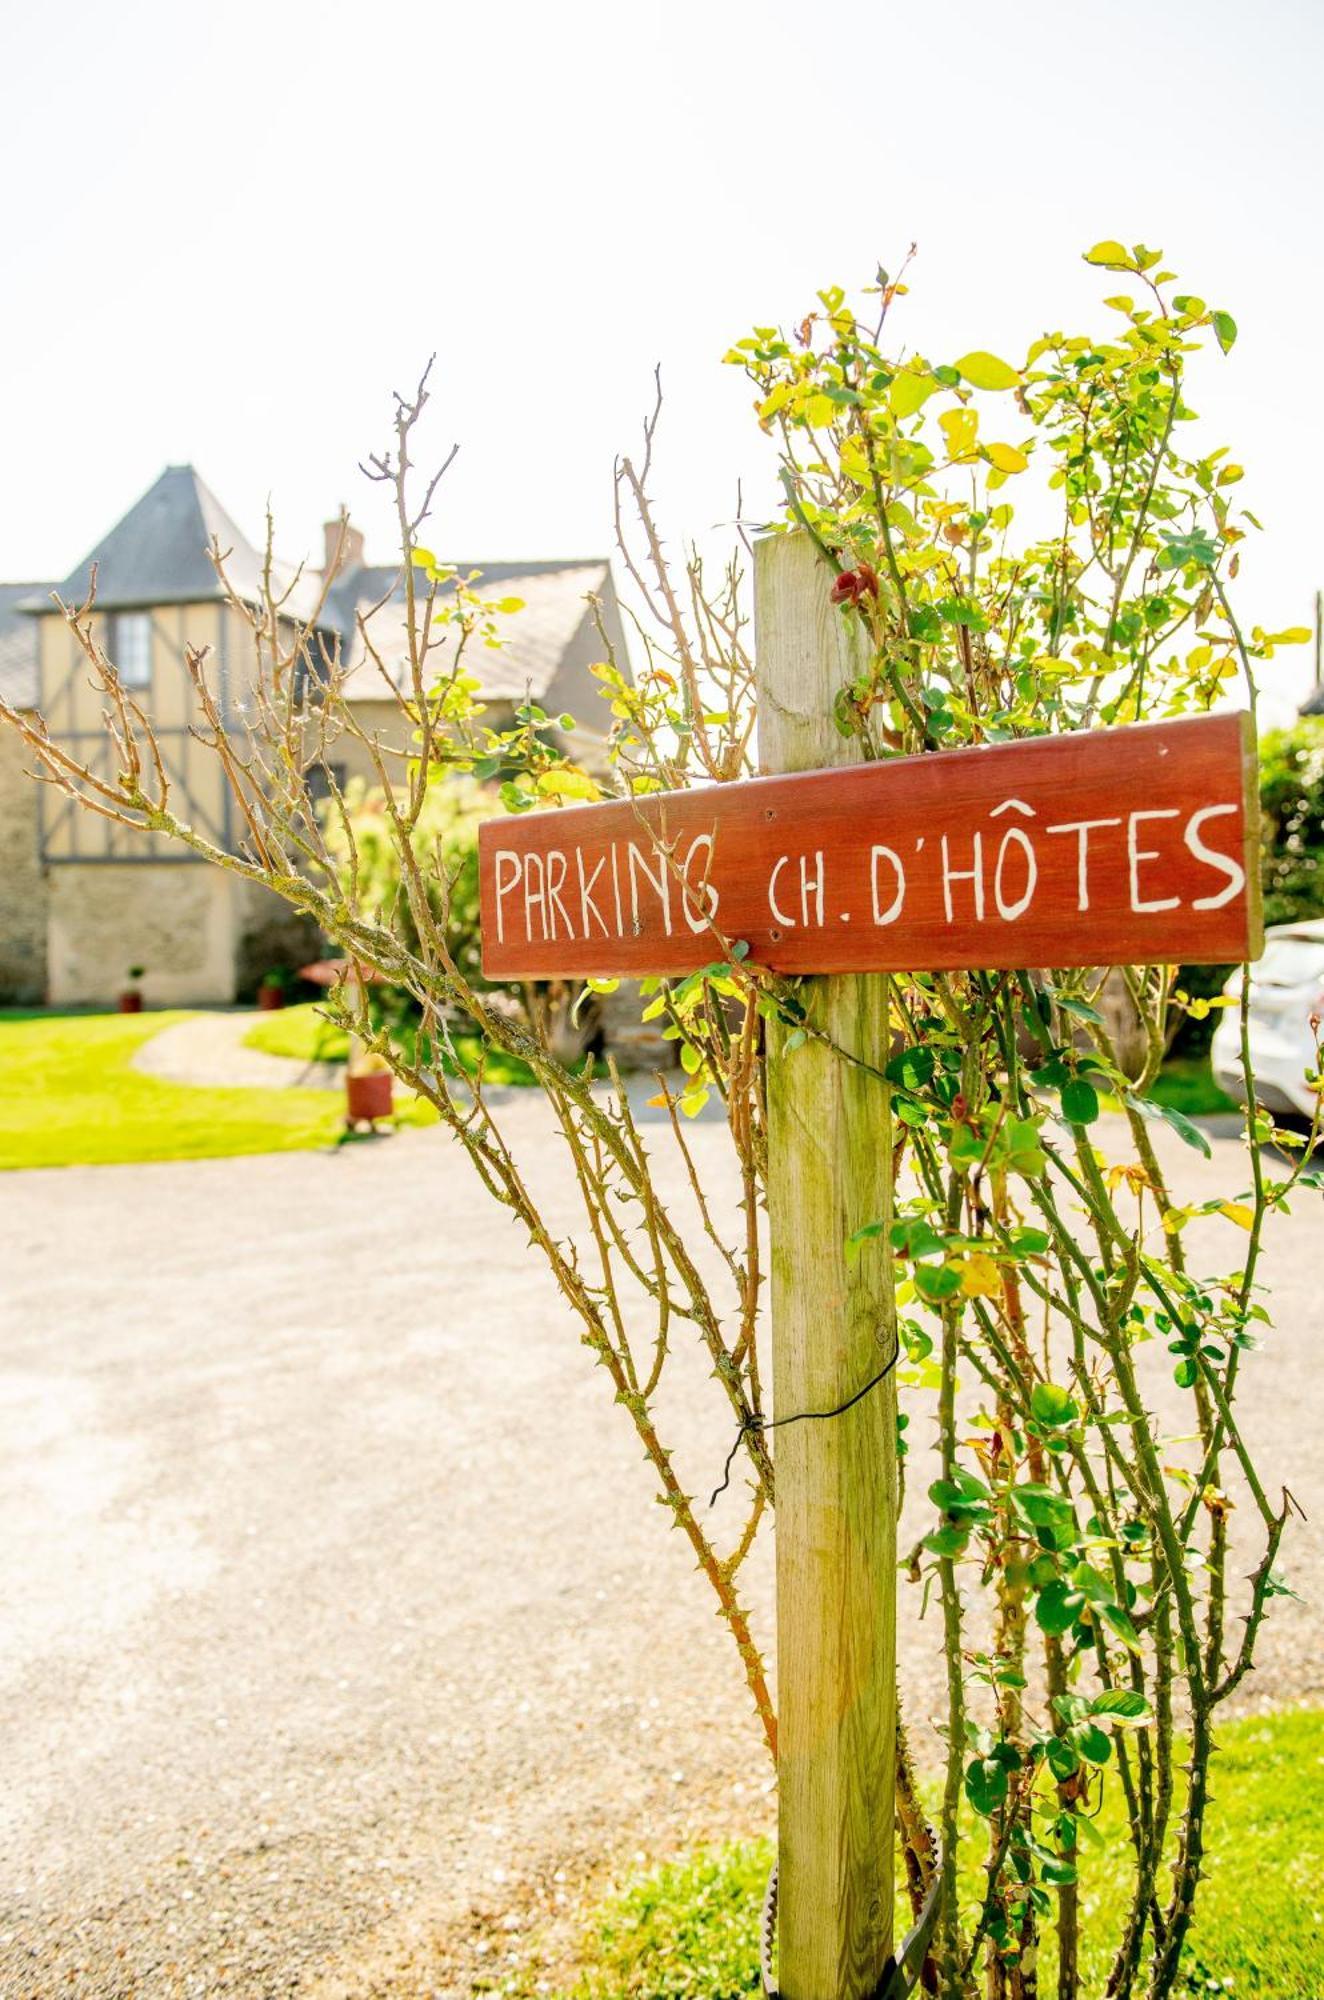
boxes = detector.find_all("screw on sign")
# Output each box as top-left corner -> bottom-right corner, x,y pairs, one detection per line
477,534 -> 1262,2000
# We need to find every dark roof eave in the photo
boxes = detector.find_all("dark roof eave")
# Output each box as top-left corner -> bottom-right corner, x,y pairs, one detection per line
20,586 -> 338,627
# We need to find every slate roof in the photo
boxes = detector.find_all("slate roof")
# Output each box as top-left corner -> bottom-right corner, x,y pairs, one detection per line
1,464 -> 629,722
38,464 -> 324,622
331,558 -> 619,703
0,580 -> 52,708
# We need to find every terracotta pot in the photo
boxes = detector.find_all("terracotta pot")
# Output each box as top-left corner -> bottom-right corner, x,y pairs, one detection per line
346,1071 -> 393,1123
257,984 -> 286,1011
118,991 -> 143,1014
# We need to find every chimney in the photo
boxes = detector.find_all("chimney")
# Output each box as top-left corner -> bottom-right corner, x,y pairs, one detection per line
322,511 -> 365,577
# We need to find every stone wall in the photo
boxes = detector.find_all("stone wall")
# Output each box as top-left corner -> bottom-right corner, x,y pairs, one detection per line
47,862 -> 240,1007
43,862 -> 324,1009
0,728 -> 47,1003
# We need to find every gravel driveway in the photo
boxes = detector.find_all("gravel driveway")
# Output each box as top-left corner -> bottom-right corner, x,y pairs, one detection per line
0,1097 -> 1319,1997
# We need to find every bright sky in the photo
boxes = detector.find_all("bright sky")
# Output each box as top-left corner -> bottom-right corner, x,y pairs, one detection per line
3,0 -> 1320,722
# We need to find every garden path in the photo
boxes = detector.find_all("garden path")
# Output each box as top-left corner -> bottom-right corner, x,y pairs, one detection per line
131,1008 -> 343,1091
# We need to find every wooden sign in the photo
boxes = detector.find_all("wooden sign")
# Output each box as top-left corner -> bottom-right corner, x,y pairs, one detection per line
478,711 -> 1261,980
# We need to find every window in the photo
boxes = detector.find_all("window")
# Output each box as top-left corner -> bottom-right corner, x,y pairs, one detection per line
113,613 -> 153,689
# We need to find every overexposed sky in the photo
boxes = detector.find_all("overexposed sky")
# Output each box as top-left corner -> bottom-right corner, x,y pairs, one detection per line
2,0 -> 1320,721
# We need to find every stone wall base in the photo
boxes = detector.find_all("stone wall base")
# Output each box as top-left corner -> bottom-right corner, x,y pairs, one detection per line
45,864 -> 320,1008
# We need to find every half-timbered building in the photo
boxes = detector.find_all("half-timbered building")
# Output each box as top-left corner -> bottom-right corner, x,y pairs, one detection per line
0,466 -> 630,1005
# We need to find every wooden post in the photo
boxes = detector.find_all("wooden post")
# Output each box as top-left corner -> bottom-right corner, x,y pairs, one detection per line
755,531 -> 898,2000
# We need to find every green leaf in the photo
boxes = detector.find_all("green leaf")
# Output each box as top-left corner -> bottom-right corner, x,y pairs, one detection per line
1056,995 -> 1104,1025
924,1524 -> 969,1558
930,1470 -> 992,1507
1035,1580 -> 1082,1636
1084,239 -> 1132,268
1006,1117 -> 1049,1179
1070,1561 -> 1115,1605
1010,1226 -> 1050,1256
1088,1689 -> 1150,1720
1098,1602 -> 1144,1654
985,441 -> 1028,474
965,1756 -> 1008,1817
1212,310 -> 1238,354
1014,1483 -> 1077,1536
956,350 -> 1019,392
1045,1735 -> 1079,1782
935,595 -> 989,633
1137,1097 -> 1212,1159
1031,1382 -> 1077,1429
885,1046 -> 936,1090
1060,1078 -> 1100,1126
1072,1721 -> 1113,1767
893,1218 -> 946,1260
889,369 -> 937,419
915,1262 -> 961,1303
1156,529 -> 1219,573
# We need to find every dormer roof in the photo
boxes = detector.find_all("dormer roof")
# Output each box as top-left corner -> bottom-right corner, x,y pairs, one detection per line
329,557 -> 624,703
39,465 -> 268,614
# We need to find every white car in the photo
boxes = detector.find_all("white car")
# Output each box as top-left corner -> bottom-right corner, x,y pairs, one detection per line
1210,918 -> 1324,1122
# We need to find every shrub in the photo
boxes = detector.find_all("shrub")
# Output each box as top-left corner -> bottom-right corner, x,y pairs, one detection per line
1259,717 -> 1324,927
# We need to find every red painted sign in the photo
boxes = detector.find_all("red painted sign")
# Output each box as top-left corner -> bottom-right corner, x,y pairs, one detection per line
478,713 -> 1261,980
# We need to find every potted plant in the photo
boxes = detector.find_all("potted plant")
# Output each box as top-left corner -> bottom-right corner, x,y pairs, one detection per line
256,965 -> 293,1011
345,1051 -> 394,1128
118,965 -> 145,1014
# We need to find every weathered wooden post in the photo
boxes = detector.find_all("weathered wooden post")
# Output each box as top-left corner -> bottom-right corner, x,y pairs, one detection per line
755,532 -> 898,1999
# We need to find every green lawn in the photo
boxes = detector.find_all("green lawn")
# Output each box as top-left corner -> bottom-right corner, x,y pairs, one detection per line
244,1001 -> 350,1064
525,1709 -> 1322,2000
245,999 -> 538,1087
0,1010 -> 351,1168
